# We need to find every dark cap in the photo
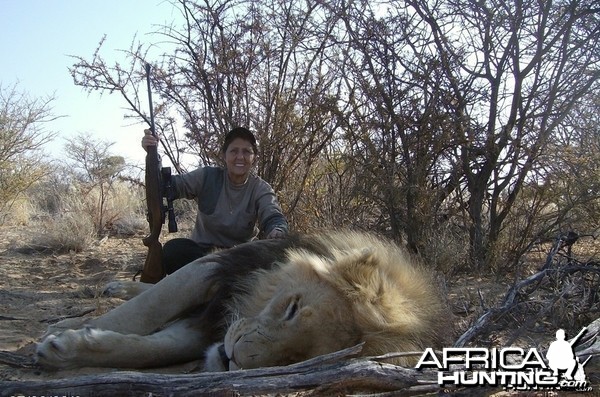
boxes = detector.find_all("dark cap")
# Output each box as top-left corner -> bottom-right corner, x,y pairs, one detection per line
222,127 -> 258,153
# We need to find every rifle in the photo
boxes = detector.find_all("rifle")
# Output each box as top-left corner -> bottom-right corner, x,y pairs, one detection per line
140,63 -> 177,283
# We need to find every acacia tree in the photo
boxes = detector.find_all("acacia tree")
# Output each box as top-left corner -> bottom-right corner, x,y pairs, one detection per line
331,0 -> 600,267
65,133 -> 126,235
540,92 -> 600,233
70,0 -> 344,221
321,0 -> 463,251
0,84 -> 56,222
68,0 -> 600,269
410,0 -> 600,268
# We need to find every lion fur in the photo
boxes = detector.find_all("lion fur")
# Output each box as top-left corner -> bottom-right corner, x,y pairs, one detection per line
36,230 -> 447,371
223,231 -> 446,367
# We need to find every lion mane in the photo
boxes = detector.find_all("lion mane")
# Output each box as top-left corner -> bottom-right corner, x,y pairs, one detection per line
36,230 -> 446,371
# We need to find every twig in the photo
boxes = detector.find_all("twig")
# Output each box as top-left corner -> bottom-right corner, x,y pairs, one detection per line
40,307 -> 96,324
0,315 -> 28,321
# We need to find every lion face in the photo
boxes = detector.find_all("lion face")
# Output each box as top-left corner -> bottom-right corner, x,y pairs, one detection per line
223,281 -> 361,370
209,236 -> 445,371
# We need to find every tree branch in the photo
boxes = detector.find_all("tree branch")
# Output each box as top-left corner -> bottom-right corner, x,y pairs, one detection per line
1,345 -> 440,397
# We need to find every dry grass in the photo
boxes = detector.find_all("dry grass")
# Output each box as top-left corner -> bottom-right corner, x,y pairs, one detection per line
2,179 -> 148,253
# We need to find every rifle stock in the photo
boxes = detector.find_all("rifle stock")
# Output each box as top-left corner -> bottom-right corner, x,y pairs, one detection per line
141,239 -> 163,284
140,63 -> 166,283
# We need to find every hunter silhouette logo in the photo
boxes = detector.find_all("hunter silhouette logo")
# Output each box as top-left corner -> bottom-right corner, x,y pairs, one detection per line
416,327 -> 592,392
546,328 -> 590,383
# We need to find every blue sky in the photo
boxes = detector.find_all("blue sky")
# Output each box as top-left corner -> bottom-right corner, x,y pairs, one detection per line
1,0 -> 180,167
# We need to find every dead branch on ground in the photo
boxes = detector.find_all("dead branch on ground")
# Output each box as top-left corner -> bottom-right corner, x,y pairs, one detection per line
0,344 -> 441,397
455,232 -> 600,348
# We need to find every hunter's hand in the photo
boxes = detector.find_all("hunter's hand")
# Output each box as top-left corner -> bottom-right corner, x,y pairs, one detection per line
142,129 -> 159,152
266,227 -> 286,239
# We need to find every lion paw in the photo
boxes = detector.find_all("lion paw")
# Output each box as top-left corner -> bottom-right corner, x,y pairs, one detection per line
41,317 -> 90,339
102,280 -> 152,300
36,327 -> 100,369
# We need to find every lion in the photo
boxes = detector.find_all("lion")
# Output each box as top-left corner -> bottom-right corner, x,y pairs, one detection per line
35,230 -> 446,371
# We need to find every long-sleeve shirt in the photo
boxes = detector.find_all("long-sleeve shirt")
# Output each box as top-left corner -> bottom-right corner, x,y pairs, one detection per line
172,166 -> 288,248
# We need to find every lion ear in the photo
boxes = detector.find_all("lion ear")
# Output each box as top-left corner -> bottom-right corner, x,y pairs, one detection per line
339,248 -> 377,269
324,248 -> 383,301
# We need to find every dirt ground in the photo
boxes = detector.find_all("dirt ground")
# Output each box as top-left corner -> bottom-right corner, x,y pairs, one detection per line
0,225 -> 152,381
0,224 -> 598,394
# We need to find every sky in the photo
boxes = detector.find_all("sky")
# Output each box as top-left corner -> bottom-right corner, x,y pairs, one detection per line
1,0 -> 181,169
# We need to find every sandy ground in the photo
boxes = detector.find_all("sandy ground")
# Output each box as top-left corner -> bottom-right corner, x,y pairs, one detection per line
0,225 -> 149,382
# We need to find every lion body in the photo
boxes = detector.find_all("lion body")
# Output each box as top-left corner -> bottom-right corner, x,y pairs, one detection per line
36,231 -> 446,371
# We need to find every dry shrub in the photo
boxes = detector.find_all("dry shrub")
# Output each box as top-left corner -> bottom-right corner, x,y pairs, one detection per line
0,195 -> 33,226
87,182 -> 147,236
170,198 -> 197,233
23,176 -> 146,251
421,222 -> 469,274
110,212 -> 147,236
34,194 -> 96,252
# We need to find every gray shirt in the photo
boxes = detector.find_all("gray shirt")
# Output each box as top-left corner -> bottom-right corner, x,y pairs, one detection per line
173,166 -> 288,247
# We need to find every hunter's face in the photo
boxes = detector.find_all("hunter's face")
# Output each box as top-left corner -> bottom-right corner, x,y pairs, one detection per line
224,137 -> 255,184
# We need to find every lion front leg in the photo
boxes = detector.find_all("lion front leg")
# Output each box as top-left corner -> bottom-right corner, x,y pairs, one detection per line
89,261 -> 222,335
102,280 -> 154,300
36,318 -> 208,370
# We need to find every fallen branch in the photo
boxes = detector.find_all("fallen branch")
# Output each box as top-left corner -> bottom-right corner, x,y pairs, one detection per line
455,233 -> 600,347
0,345 -> 439,397
40,306 -> 97,324
0,351 -> 37,369
574,317 -> 600,360
454,268 -> 549,347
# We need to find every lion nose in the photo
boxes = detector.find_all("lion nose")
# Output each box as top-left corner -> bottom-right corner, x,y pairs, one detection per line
227,344 -> 245,371
225,334 -> 244,370
229,358 -> 241,371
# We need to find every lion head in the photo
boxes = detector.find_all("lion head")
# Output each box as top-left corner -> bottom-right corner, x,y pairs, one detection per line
207,232 -> 445,371
223,282 -> 361,370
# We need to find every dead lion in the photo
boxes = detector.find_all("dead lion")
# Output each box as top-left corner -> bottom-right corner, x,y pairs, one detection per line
36,230 -> 446,371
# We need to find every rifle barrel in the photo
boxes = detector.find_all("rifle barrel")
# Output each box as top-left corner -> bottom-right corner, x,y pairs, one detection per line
145,63 -> 156,137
